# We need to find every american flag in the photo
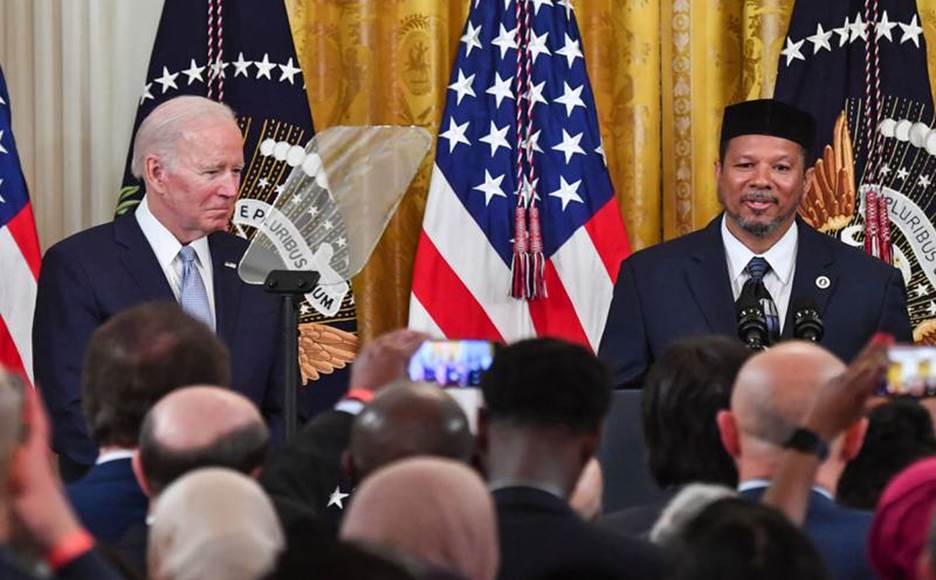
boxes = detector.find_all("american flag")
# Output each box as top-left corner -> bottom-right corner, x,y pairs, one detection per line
408,0 -> 629,349
0,65 -> 41,385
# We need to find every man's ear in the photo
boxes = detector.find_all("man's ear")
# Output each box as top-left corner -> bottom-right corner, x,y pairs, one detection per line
717,409 -> 741,458
715,159 -> 723,182
144,155 -> 167,193
580,431 -> 600,466
132,450 -> 151,498
840,417 -> 868,462
803,166 -> 815,195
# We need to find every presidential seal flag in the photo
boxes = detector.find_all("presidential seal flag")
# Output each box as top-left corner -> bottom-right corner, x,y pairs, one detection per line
119,0 -> 357,415
775,0 -> 936,342
0,65 -> 41,387
408,0 -> 630,349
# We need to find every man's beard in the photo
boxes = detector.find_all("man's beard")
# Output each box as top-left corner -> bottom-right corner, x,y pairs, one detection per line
725,191 -> 797,238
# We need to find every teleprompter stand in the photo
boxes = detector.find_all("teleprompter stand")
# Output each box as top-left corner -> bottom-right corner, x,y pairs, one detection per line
263,269 -> 321,443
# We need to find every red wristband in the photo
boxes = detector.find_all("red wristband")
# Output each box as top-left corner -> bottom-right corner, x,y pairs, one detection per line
345,388 -> 375,404
45,529 -> 95,571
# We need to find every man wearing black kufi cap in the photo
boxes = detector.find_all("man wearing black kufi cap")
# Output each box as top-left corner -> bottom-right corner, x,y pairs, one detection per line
598,99 -> 911,390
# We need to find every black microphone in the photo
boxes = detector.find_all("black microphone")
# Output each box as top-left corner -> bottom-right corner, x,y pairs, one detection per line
792,297 -> 824,343
737,283 -> 768,351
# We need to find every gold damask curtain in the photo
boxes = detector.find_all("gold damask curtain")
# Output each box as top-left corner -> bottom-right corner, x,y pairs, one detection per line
285,0 -> 936,341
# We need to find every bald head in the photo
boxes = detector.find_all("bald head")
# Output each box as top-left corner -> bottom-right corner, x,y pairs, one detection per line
139,386 -> 269,496
349,381 -> 473,483
731,342 -> 845,445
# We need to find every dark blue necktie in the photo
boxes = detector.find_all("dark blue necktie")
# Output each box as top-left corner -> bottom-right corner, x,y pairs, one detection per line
743,257 -> 780,344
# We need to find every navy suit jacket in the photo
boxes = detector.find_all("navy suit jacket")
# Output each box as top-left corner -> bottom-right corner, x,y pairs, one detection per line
599,216 -> 913,389
494,486 -> 662,580
66,458 -> 147,544
740,487 -> 874,580
33,214 -> 284,467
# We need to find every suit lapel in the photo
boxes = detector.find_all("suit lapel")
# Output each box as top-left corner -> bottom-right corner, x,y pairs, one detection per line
686,217 -> 737,336
209,233 -> 244,344
782,219 -> 836,339
113,215 -> 175,301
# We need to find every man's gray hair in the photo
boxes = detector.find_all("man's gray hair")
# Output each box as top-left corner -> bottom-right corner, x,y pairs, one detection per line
649,483 -> 738,546
130,96 -> 238,179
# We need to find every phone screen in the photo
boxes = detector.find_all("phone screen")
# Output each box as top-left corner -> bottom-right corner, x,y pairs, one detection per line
883,345 -> 936,397
407,339 -> 495,387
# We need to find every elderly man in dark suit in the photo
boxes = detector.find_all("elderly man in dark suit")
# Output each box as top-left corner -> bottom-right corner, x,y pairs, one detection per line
717,340 -> 874,580
598,99 -> 912,390
479,338 -> 662,580
33,95 -> 284,482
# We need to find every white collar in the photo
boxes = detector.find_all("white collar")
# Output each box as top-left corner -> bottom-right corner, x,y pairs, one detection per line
488,479 -> 566,500
136,195 -> 212,271
738,479 -> 833,501
721,215 -> 798,285
95,448 -> 135,465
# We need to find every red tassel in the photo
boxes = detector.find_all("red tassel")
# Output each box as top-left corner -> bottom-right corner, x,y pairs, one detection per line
865,187 -> 879,258
528,204 -> 547,299
510,206 -> 529,298
877,195 -> 892,265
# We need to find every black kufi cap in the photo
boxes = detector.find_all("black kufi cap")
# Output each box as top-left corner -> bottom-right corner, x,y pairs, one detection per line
720,99 -> 816,150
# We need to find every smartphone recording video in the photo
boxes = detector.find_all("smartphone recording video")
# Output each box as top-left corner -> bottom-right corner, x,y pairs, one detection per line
407,339 -> 495,387
884,345 -> 936,397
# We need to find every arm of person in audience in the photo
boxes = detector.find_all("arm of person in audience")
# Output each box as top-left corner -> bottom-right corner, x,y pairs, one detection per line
9,385 -> 123,579
762,335 -> 890,525
346,329 -> 430,396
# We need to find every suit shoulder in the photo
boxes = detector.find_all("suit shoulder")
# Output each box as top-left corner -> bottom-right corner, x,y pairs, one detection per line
623,228 -> 711,269
44,221 -> 118,258
210,230 -> 250,256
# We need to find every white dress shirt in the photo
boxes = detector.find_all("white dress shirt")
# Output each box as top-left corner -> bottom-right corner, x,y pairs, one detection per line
721,215 -> 798,333
135,195 -> 217,330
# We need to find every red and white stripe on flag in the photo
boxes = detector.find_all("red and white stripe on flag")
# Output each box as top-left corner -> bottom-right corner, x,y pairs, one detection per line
410,166 -> 628,350
0,64 -> 41,386
407,0 -> 630,350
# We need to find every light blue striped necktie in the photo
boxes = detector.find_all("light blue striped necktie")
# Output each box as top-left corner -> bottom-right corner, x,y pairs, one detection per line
177,245 -> 213,330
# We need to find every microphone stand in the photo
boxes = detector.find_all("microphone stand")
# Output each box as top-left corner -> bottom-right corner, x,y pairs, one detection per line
263,269 -> 321,443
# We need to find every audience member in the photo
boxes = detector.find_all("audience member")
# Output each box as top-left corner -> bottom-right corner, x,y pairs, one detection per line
148,468 -> 284,580
479,338 -> 662,580
261,329 -> 429,516
136,386 -> 267,497
868,457 -> 936,580
341,457 -> 498,580
0,369 -> 122,578
666,498 -> 829,580
570,458 -> 604,522
345,380 -> 474,485
114,385 -> 269,575
648,483 -> 737,546
717,341 -> 873,579
67,302 -> 231,544
838,399 -> 936,510
602,336 -> 749,537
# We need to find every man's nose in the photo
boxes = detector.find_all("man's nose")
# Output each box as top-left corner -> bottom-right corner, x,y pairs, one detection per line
750,163 -> 772,187
218,172 -> 240,197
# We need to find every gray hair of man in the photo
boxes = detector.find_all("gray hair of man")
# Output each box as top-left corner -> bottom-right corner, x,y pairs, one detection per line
0,369 -> 23,492
130,96 -> 238,179
148,467 -> 285,580
649,483 -> 738,546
